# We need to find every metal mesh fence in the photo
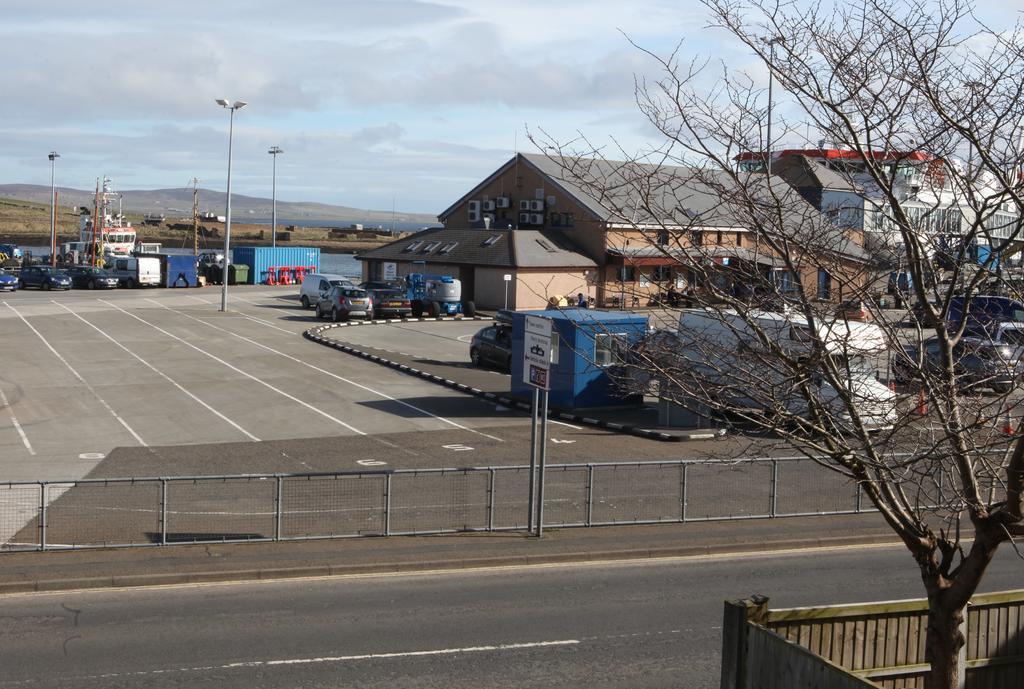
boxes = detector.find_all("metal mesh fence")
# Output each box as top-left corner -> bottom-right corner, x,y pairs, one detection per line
166,477 -> 276,543
684,461 -> 774,520
281,474 -> 386,538
0,483 -> 42,552
0,454 -> 1008,552
45,481 -> 161,548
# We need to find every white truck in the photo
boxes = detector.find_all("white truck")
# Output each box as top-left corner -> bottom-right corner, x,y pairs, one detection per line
104,256 -> 161,288
638,308 -> 896,431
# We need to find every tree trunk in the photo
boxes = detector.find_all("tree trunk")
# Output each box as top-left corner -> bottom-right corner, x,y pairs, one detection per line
924,597 -> 965,689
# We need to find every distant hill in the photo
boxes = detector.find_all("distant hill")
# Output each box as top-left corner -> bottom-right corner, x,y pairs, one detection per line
0,184 -> 437,225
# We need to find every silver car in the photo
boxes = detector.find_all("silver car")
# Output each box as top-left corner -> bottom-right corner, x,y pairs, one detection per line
315,286 -> 373,321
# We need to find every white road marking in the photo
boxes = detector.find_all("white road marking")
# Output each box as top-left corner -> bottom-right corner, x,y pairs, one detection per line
0,384 -> 34,455
100,299 -> 365,436
187,295 -> 214,305
55,302 -> 260,442
146,299 -> 504,442
442,444 -> 474,451
550,438 -> 576,444
456,334 -> 474,342
3,301 -> 147,447
356,459 -> 387,466
78,452 -> 105,460
0,639 -> 580,684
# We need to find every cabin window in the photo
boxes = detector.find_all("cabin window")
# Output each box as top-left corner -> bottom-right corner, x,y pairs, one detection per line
735,233 -> 743,247
594,333 -> 626,367
618,266 -> 636,282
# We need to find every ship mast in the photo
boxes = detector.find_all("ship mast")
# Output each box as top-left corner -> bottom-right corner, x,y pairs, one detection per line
90,178 -> 100,266
190,177 -> 200,256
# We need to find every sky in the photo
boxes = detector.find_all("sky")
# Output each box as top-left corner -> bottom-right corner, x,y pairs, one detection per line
3,1 -> 1023,215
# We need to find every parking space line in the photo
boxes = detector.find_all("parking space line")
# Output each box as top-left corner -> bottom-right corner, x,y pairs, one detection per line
145,299 -> 504,442
3,301 -> 148,447
549,420 -> 584,430
54,301 -> 260,442
0,384 -> 35,455
100,299 -> 366,436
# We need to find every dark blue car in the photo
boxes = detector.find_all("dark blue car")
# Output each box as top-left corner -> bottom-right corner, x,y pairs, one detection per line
0,268 -> 17,292
18,265 -> 71,290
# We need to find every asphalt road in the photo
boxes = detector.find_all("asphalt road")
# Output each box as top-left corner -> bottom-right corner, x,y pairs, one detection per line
1,544 -> 1022,688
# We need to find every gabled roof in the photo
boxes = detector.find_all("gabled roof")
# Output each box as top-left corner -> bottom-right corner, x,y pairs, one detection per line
355,227 -> 596,269
438,153 -> 869,263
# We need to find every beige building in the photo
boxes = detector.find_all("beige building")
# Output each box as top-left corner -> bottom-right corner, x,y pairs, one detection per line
436,153 -> 873,307
357,227 -> 597,310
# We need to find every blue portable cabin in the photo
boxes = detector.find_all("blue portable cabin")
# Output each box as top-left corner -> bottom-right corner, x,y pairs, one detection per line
231,246 -> 321,285
509,308 -> 648,409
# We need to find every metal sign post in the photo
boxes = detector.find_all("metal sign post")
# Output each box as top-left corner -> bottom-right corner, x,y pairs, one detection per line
503,273 -> 512,310
523,315 -> 552,537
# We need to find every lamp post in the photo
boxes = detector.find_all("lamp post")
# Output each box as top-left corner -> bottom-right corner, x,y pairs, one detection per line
765,36 -> 784,176
268,146 -> 283,248
215,99 -> 247,312
48,151 -> 59,266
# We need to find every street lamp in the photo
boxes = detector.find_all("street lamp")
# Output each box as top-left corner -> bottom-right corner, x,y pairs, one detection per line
215,98 -> 248,311
765,36 -> 784,176
268,146 -> 283,248
48,151 -> 59,266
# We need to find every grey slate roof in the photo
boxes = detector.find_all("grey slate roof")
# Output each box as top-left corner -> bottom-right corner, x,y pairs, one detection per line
355,227 -> 596,269
437,152 -> 869,263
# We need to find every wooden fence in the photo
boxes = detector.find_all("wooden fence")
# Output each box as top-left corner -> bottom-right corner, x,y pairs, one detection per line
722,596 -> 879,689
722,589 -> 1024,688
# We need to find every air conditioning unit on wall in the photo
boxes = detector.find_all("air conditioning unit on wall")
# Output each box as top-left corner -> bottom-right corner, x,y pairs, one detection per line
529,213 -> 544,225
469,210 -> 481,222
530,200 -> 544,212
519,200 -> 531,211
482,200 -> 495,211
468,200 -> 481,212
518,212 -> 531,224
496,197 -> 511,208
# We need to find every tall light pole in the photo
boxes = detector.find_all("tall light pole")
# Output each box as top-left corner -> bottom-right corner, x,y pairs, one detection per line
268,146 -> 283,248
48,151 -> 59,266
765,36 -> 784,176
215,98 -> 247,312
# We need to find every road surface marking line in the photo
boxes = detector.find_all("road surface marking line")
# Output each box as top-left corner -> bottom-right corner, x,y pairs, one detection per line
147,300 -> 503,442
0,640 -> 581,684
54,302 -> 259,442
0,384 -> 34,455
187,295 -> 214,305
100,299 -> 366,436
3,301 -> 147,447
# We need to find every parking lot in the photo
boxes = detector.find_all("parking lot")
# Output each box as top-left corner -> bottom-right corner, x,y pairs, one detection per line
1,287 -> 765,487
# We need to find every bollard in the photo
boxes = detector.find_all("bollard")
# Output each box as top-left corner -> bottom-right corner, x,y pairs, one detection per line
916,388 -> 928,415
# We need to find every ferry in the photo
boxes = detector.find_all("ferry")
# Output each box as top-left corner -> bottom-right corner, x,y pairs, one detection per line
79,177 -> 137,256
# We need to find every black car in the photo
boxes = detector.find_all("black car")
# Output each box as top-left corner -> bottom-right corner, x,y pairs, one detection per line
18,265 -> 71,290
470,324 -> 512,372
892,337 -> 1019,393
360,280 -> 403,292
65,266 -> 119,289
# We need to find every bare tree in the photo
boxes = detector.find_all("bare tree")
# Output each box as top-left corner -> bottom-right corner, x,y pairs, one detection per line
531,1 -> 1024,687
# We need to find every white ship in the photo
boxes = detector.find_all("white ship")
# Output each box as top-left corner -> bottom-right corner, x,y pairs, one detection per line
79,177 -> 137,256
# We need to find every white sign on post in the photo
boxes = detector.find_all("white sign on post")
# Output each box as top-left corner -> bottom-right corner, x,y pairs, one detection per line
503,274 -> 512,282
383,262 -> 397,280
523,315 -> 552,390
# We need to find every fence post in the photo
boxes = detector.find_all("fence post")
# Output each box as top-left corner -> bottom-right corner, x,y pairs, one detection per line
720,595 -> 769,689
275,476 -> 283,541
160,479 -> 168,545
681,464 -> 689,523
487,468 -> 496,532
770,459 -> 779,517
39,482 -> 47,551
384,473 -> 392,536
586,464 -> 595,526
855,481 -> 862,513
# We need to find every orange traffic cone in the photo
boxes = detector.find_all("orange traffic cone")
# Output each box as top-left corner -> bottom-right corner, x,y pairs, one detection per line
916,388 -> 929,415
1002,413 -> 1015,437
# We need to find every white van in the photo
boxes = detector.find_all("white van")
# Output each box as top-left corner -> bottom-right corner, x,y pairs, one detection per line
648,308 -> 897,431
299,273 -> 354,308
105,256 -> 161,288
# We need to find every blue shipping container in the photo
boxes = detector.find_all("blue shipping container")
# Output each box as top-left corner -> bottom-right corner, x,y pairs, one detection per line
232,247 -> 321,285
